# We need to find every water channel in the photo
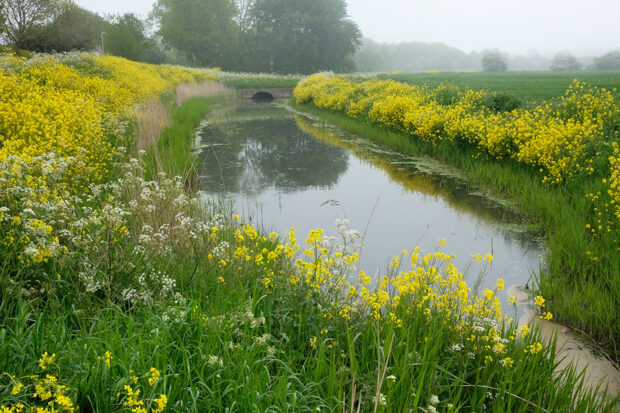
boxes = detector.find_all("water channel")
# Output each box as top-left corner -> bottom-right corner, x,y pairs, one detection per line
194,100 -> 545,308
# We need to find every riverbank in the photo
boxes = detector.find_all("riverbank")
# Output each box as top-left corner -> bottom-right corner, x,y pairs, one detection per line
506,285 -> 620,405
292,75 -> 620,365
0,57 -> 616,411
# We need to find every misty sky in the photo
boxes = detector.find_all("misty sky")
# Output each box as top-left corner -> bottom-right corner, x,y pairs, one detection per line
75,0 -> 620,55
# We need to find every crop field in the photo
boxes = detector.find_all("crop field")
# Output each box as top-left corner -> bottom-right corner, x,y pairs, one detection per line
0,53 -> 617,412
357,70 -> 620,101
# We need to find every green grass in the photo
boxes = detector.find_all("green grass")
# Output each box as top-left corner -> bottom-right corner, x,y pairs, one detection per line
209,71 -> 303,89
143,95 -> 229,184
354,71 -> 620,101
3,276 -> 613,412
292,101 -> 620,364
1,88 -> 617,412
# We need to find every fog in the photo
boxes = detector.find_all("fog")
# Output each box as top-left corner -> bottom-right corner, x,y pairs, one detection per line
76,0 -> 620,56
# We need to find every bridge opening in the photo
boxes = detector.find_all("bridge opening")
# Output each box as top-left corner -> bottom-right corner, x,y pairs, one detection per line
251,91 -> 275,103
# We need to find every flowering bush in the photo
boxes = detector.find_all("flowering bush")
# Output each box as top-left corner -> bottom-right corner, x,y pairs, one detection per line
0,53 -> 214,303
294,74 -> 619,185
294,73 -> 620,253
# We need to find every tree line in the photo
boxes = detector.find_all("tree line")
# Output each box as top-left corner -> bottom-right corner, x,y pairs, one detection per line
1,1 -> 618,73
0,0 -> 166,63
0,0 -> 361,73
355,38 -> 620,73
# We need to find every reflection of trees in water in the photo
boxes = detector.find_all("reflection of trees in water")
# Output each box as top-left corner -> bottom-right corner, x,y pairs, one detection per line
196,117 -> 348,193
295,116 -> 539,248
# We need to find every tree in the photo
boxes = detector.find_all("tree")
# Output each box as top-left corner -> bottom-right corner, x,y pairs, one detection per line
0,0 -> 59,49
153,0 -> 238,67
353,40 -> 388,72
104,13 -> 151,61
0,3 -> 6,38
482,51 -> 507,72
152,0 -> 361,73
550,52 -> 582,71
30,2 -> 106,52
593,50 -> 620,70
249,0 -> 361,73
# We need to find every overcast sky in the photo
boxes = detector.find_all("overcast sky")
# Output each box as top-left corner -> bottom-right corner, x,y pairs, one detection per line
75,0 -> 620,56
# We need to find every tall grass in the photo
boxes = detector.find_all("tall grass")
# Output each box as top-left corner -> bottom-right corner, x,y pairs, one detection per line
142,94 -> 233,185
136,98 -> 174,151
175,82 -> 232,106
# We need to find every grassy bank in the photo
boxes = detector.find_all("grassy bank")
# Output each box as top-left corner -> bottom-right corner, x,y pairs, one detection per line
143,95 -> 231,183
293,74 -> 620,364
207,70 -> 303,89
1,55 -> 617,411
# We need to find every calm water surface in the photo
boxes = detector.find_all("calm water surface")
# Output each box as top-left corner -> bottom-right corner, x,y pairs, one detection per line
194,102 -> 544,302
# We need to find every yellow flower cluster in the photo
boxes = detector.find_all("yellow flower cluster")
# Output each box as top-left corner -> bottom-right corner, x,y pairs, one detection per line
2,352 -> 168,413
218,217 -> 510,347
257,223 -> 544,365
1,353 -> 76,412
97,350 -> 112,368
0,53 -> 214,280
0,53 -> 212,181
587,143 -> 620,250
294,74 -> 619,185
608,145 -> 620,235
38,353 -> 56,371
207,220 -> 298,292
609,144 -> 620,222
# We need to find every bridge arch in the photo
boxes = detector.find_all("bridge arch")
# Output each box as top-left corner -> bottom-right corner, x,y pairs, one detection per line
251,91 -> 275,103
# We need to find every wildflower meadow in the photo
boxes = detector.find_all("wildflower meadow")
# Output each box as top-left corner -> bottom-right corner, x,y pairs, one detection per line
0,54 -> 617,412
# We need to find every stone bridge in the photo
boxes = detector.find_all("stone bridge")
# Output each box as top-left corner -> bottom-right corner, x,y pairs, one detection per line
239,87 -> 294,102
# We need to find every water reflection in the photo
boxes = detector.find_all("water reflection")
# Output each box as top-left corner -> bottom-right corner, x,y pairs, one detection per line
194,102 -> 544,303
294,116 -> 539,247
197,117 -> 348,193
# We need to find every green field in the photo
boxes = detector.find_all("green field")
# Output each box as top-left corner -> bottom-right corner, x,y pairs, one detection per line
356,71 -> 620,100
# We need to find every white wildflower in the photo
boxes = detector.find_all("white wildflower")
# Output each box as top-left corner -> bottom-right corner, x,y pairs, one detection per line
207,355 -> 223,368
372,393 -> 387,407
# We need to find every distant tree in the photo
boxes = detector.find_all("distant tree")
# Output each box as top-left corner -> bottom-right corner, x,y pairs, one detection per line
30,1 -> 106,52
234,0 -> 255,34
353,42 -> 388,72
0,0 -> 60,49
153,0 -> 360,72
550,52 -> 582,71
153,0 -> 238,67
506,50 -> 551,71
354,38 -> 481,73
593,50 -> 620,70
250,0 -> 361,73
144,42 -> 168,64
105,13 -> 151,61
482,51 -> 507,72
